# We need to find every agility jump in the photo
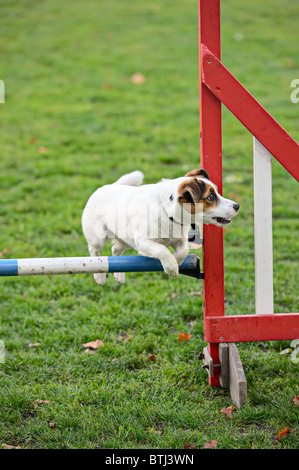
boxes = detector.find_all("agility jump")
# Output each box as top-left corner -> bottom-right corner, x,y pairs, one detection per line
0,254 -> 203,279
0,0 -> 298,409
198,0 -> 299,406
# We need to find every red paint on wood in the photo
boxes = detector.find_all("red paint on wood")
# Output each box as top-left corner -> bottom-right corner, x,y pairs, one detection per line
201,45 -> 299,182
204,314 -> 299,343
198,0 -> 223,386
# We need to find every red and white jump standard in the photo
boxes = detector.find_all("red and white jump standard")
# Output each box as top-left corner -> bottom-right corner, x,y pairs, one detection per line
198,0 -> 299,402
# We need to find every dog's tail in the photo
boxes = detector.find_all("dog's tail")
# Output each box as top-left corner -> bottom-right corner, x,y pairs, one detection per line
114,171 -> 144,186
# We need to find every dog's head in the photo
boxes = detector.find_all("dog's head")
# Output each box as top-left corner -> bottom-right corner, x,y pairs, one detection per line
177,168 -> 239,227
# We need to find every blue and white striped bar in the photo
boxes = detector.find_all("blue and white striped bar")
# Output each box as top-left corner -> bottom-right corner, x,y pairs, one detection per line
0,254 -> 203,279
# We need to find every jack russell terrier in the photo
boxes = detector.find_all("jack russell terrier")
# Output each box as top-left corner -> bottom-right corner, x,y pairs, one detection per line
82,169 -> 239,285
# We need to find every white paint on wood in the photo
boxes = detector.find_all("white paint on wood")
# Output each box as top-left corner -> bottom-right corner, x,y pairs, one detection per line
17,257 -> 109,276
253,138 -> 274,314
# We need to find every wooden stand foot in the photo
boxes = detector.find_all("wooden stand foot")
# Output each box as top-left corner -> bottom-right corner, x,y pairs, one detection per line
201,343 -> 247,408
219,343 -> 247,408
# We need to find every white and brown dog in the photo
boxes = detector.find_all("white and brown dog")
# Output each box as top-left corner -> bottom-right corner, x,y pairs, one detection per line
82,169 -> 239,285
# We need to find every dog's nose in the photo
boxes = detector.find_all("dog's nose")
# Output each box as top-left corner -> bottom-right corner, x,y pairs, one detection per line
233,203 -> 240,212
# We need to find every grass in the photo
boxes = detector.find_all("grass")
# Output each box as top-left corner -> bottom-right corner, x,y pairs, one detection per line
0,0 -> 298,450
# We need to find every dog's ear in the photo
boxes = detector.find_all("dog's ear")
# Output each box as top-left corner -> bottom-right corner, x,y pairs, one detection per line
178,179 -> 205,204
184,168 -> 210,180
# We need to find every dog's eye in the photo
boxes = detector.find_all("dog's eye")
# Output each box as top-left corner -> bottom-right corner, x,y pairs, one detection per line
169,194 -> 174,201
207,192 -> 216,202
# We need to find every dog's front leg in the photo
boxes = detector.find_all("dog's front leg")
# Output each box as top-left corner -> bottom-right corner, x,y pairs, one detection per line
135,238 -> 179,277
173,239 -> 189,266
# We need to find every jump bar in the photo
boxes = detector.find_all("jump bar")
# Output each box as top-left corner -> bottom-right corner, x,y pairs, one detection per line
0,254 -> 203,279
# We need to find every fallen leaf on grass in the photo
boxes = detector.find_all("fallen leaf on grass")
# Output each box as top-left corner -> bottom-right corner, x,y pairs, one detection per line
184,442 -> 197,449
147,426 -> 162,435
83,339 -> 104,350
286,58 -> 296,68
147,354 -> 157,361
131,73 -> 146,85
203,440 -> 217,448
118,332 -> 133,342
276,427 -> 291,441
102,83 -> 113,91
37,146 -> 48,154
219,405 -> 235,419
293,395 -> 299,405
49,422 -> 56,429
178,332 -> 192,342
29,342 -> 40,347
31,399 -> 50,408
2,443 -> 21,449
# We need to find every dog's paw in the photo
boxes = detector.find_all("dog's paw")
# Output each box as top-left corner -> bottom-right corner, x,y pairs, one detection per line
93,273 -> 107,285
162,259 -> 179,277
114,272 -> 125,284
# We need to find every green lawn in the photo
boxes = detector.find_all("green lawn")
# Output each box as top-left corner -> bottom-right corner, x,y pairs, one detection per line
0,0 -> 298,449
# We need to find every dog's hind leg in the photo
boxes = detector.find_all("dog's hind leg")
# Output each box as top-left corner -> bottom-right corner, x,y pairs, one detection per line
88,242 -> 107,286
111,239 -> 127,284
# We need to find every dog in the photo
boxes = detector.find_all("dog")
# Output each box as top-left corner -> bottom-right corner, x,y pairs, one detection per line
82,169 -> 239,285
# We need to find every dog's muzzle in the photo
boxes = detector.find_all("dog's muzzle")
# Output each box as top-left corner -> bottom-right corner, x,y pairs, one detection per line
212,203 -> 239,226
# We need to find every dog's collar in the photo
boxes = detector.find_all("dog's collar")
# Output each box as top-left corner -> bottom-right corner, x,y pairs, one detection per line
169,216 -> 184,226
162,205 -> 184,226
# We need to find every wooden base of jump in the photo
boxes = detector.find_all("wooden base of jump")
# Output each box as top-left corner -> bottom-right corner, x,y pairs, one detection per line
219,343 -> 247,408
201,343 -> 247,408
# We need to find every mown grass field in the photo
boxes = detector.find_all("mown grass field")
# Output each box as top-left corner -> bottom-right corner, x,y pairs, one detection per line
0,0 -> 298,449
